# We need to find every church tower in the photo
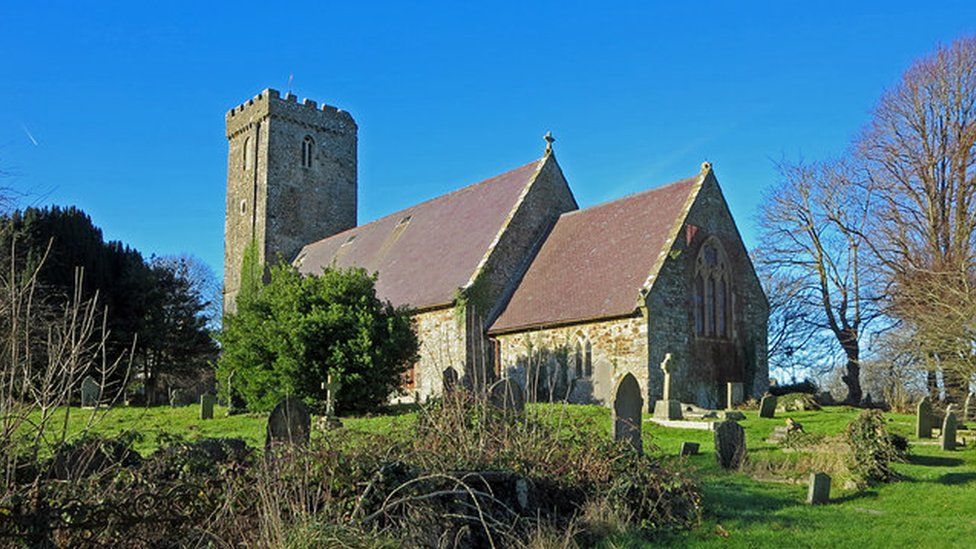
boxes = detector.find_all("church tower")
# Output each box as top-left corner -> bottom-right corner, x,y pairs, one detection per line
223,89 -> 357,313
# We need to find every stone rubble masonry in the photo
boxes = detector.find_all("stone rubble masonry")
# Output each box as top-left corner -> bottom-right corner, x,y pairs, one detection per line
645,171 -> 768,411
461,153 -> 578,378
224,89 -> 357,313
494,315 -> 649,408
494,170 -> 768,412
411,307 -> 466,402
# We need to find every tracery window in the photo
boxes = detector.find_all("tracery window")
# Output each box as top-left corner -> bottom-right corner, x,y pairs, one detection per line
301,135 -> 314,168
694,238 -> 732,338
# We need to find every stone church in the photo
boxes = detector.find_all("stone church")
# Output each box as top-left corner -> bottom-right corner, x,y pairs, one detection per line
223,89 -> 768,411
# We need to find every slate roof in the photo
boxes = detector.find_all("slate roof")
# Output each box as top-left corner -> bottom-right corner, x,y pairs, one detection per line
489,172 -> 704,334
295,158 -> 545,310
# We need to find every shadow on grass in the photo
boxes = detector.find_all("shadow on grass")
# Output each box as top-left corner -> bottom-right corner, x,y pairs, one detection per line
907,455 -> 963,467
698,476 -> 799,527
936,472 -> 976,485
830,490 -> 879,504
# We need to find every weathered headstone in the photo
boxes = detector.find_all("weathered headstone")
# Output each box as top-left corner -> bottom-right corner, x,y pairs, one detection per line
80,376 -> 99,408
807,472 -> 831,504
653,354 -> 682,420
265,396 -> 311,449
169,388 -> 187,408
726,382 -> 744,410
200,393 -> 216,420
758,394 -> 777,418
915,396 -> 934,439
442,367 -> 459,393
941,411 -> 958,451
965,393 -> 975,423
714,420 -> 747,469
488,378 -> 525,413
612,373 -> 644,454
679,441 -> 700,456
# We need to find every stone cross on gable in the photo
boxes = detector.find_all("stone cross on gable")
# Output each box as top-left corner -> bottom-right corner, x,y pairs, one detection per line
544,131 -> 555,155
660,353 -> 673,401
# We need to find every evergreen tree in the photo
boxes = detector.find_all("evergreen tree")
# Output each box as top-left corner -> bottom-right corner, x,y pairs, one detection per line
218,264 -> 419,414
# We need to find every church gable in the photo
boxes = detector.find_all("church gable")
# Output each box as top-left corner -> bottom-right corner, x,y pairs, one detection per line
643,166 -> 769,408
489,167 -> 706,334
294,158 -> 548,311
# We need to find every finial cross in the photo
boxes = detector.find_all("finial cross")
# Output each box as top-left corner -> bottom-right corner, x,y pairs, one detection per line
544,131 -> 555,154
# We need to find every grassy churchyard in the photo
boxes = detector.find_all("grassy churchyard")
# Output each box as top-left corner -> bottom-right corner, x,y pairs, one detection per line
40,403 -> 976,547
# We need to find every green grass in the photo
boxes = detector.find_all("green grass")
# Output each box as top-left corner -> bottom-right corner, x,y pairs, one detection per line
25,403 -> 976,547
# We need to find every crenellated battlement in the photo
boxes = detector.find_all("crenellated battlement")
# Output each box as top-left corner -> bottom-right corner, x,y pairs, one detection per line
225,88 -> 355,138
223,87 -> 358,314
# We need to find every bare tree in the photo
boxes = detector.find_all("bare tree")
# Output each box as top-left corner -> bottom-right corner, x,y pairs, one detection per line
757,159 -> 883,403
152,253 -> 222,330
856,36 -> 976,402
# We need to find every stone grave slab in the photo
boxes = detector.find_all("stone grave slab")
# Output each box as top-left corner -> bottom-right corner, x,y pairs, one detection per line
916,396 -> 934,439
80,376 -> 99,408
714,420 -> 747,470
488,378 -> 525,413
265,396 -> 311,449
807,472 -> 831,504
759,394 -> 777,418
941,411 -> 958,451
612,374 -> 643,454
679,442 -> 700,456
200,393 -> 216,420
726,382 -> 744,409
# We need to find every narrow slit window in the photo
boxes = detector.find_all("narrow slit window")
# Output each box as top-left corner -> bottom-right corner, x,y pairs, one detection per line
301,135 -> 314,168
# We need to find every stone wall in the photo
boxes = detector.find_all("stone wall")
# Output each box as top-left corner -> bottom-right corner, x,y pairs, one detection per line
223,89 -> 357,313
462,153 -> 578,381
645,171 -> 769,409
493,315 -> 648,408
410,306 -> 467,402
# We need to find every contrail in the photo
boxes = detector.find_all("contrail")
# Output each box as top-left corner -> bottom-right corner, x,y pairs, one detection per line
22,124 -> 38,146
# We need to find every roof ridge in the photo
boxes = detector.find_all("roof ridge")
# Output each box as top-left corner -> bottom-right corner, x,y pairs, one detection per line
559,172 -> 702,219
305,157 -> 545,246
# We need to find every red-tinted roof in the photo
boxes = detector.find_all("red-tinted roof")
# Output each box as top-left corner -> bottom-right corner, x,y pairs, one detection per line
490,173 -> 702,333
296,159 -> 544,309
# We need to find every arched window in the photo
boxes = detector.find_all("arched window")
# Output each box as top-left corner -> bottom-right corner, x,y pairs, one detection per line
301,135 -> 314,168
694,238 -> 732,338
571,338 -> 593,379
242,136 -> 251,170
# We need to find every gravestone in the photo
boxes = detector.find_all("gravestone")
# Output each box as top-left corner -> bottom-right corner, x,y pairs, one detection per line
915,396 -> 934,438
200,393 -> 216,420
965,393 -> 975,423
318,375 -> 342,430
169,388 -> 188,408
488,378 -> 525,413
807,472 -> 831,504
726,382 -> 744,410
653,354 -> 682,420
265,396 -> 311,449
679,442 -> 700,456
612,373 -> 644,454
80,376 -> 99,408
442,367 -> 459,393
759,394 -> 777,418
714,420 -> 747,470
941,411 -> 958,451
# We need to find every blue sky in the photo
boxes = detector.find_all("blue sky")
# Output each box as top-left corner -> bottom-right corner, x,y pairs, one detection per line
1,1 -> 974,278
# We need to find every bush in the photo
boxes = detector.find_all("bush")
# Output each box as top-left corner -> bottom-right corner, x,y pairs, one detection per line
218,263 -> 419,414
1,395 -> 702,547
845,410 -> 907,486
769,379 -> 818,396
778,393 -> 822,412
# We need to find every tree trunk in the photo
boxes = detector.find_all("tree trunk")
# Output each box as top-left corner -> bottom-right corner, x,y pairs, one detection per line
840,343 -> 862,404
